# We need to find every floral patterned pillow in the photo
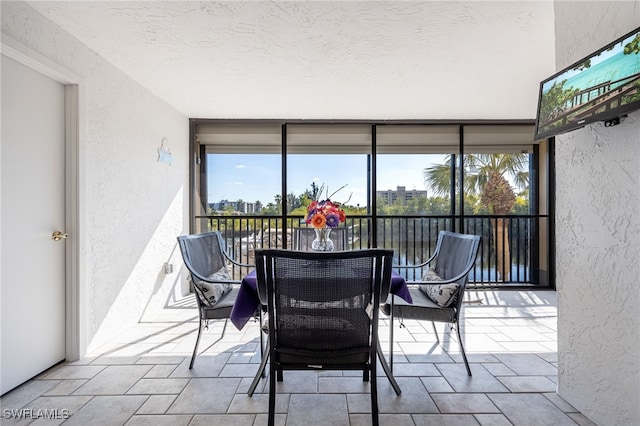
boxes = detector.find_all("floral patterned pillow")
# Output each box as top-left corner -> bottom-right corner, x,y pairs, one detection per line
420,268 -> 459,307
192,267 -> 233,307
421,268 -> 443,281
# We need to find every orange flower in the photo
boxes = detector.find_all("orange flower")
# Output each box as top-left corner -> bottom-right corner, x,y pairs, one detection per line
305,184 -> 349,228
310,214 -> 326,228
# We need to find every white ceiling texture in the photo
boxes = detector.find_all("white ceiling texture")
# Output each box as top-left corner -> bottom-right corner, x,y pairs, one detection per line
25,1 -> 555,119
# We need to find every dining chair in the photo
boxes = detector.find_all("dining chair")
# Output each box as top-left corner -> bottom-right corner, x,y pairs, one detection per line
250,248 -> 399,426
177,231 -> 259,369
292,226 -> 349,251
383,231 -> 481,376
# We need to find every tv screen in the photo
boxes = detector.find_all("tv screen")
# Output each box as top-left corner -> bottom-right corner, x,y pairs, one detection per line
534,26 -> 640,140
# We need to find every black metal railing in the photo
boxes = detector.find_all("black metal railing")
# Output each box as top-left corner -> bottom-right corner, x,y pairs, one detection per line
195,214 -> 548,287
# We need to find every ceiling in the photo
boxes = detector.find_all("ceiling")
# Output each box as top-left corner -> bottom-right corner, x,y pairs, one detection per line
25,1 -> 554,119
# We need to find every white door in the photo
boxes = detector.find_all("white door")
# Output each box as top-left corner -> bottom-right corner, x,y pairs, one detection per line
1,54 -> 66,395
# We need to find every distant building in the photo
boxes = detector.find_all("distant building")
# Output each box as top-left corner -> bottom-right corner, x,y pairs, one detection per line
238,200 -> 260,214
210,199 -> 260,214
377,186 -> 428,206
210,199 -> 236,212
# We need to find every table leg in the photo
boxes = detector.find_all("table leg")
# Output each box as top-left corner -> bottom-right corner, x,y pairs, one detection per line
376,340 -> 401,396
248,340 -> 269,397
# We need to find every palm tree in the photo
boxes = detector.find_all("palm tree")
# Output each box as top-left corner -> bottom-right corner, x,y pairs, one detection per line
424,154 -> 529,281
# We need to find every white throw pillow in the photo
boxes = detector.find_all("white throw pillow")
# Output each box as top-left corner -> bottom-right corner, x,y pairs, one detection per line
421,268 -> 442,281
192,267 -> 233,307
419,268 -> 459,307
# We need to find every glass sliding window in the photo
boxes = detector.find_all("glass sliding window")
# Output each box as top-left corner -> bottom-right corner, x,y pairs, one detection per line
376,125 -> 460,270
190,120 -> 550,289
376,125 -> 461,215
206,153 -> 281,215
286,124 -> 371,249
462,125 -> 535,284
195,123 -> 282,255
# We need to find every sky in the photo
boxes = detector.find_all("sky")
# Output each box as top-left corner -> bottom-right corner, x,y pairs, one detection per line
542,30 -> 636,92
207,153 -> 446,207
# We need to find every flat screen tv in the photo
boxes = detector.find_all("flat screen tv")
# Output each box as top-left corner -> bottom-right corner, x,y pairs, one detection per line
534,26 -> 640,140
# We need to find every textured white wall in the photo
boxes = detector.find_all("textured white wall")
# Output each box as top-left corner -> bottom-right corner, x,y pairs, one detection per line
554,2 -> 640,425
1,2 -> 189,354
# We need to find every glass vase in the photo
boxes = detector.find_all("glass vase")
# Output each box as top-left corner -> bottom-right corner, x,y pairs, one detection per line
311,228 -> 334,251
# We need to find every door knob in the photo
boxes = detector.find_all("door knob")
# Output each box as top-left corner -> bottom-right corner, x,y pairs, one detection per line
52,231 -> 68,241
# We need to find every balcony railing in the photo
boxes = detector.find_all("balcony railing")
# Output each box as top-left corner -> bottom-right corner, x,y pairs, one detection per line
195,214 -> 548,287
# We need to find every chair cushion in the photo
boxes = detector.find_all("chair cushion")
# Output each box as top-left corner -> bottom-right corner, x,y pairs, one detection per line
201,287 -> 239,319
382,288 -> 457,323
419,268 -> 458,308
193,267 -> 234,307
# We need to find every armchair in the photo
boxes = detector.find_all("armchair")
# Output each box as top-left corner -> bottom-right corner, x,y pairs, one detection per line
383,231 -> 481,376
177,231 -> 258,369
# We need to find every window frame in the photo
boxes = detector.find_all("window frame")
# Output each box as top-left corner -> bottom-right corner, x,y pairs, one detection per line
189,119 -> 553,288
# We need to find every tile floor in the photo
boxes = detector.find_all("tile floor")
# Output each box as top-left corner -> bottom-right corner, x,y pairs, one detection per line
1,289 -> 597,426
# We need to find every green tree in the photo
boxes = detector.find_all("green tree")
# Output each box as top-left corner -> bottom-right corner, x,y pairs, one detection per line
308,182 -> 321,200
423,153 -> 529,281
623,33 -> 640,55
286,192 -> 301,212
406,195 -> 429,215
424,154 -> 528,205
262,194 -> 281,215
427,196 -> 452,215
538,80 -> 580,127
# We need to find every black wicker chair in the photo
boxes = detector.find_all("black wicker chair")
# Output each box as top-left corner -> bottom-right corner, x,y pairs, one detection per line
292,226 -> 350,251
383,231 -> 481,376
177,231 -> 258,369
250,248 -> 399,426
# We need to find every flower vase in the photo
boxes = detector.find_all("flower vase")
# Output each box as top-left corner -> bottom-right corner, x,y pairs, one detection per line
312,228 -> 334,251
